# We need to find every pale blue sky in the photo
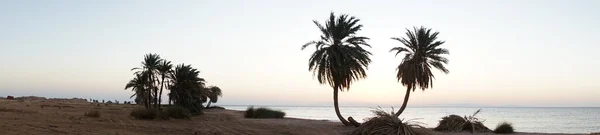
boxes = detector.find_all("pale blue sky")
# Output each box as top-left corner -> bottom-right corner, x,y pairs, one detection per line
1,0 -> 599,107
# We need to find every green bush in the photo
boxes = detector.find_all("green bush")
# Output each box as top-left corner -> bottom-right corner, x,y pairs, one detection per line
493,122 -> 515,134
244,106 -> 285,119
164,106 -> 191,119
84,110 -> 100,118
130,108 -> 159,120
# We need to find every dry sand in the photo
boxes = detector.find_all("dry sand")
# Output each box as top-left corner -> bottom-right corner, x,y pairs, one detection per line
0,98 -> 593,135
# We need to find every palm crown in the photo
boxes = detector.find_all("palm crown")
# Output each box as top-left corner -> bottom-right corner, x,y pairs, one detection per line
391,26 -> 449,91
302,12 -> 372,90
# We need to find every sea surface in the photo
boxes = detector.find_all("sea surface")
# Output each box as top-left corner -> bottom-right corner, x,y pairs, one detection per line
222,106 -> 600,134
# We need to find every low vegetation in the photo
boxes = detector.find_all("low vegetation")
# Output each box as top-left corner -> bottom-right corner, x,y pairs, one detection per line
130,106 -> 192,120
244,106 -> 285,119
164,106 -> 192,119
494,121 -> 515,134
434,109 -> 491,133
84,110 -> 100,118
205,106 -> 225,109
351,108 -> 430,135
130,108 -> 159,120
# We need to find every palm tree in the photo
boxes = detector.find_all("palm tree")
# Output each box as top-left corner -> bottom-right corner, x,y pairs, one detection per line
302,12 -> 372,126
169,64 -> 206,115
132,53 -> 163,108
125,73 -> 148,107
157,60 -> 173,109
390,26 -> 449,117
206,86 -> 222,107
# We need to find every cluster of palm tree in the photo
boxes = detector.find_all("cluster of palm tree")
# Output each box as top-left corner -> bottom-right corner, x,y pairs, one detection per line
302,12 -> 450,126
125,54 -> 223,115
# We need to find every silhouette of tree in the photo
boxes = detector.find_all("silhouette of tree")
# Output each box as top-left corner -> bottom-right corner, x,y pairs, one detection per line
302,12 -> 371,126
130,54 -> 163,108
125,73 -> 149,107
390,26 -> 449,117
206,86 -> 222,107
157,60 -> 173,109
169,64 -> 206,115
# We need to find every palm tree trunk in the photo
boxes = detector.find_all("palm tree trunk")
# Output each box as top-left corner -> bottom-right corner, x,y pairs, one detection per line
145,89 -> 151,108
206,101 -> 211,108
146,75 -> 153,108
333,87 -> 351,126
158,76 -> 165,110
394,87 -> 411,117
153,76 -> 159,108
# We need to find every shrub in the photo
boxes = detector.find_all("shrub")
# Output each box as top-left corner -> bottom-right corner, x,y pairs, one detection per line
494,122 -> 515,134
245,107 -> 256,118
84,110 -> 100,118
157,110 -> 170,120
434,109 -> 491,133
244,106 -> 285,119
130,108 -> 159,120
164,106 -> 191,119
351,108 -> 430,135
206,106 -> 225,109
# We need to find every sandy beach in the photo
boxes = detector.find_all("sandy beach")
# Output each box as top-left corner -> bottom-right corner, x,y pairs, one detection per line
0,98 -> 593,135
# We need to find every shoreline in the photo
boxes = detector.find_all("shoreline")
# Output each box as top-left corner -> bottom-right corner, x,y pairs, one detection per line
224,109 -> 593,135
0,98 -> 596,135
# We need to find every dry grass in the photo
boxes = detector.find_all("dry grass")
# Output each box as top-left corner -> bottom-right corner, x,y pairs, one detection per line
40,104 -> 75,109
0,107 -> 36,114
84,110 -> 100,118
351,108 -> 431,135
434,109 -> 491,133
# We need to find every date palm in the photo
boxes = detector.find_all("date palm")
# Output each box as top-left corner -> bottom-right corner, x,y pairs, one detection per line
390,26 -> 449,117
132,53 -> 162,108
302,12 -> 371,126
169,64 -> 206,115
206,86 -> 222,107
157,60 -> 172,109
125,73 -> 148,107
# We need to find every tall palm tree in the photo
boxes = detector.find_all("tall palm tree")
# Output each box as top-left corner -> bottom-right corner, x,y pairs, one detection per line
302,12 -> 372,126
132,53 -> 163,108
206,86 -> 222,107
157,60 -> 173,109
390,26 -> 449,117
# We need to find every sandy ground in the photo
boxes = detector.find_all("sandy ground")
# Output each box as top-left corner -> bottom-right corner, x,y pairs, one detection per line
0,98 -> 594,135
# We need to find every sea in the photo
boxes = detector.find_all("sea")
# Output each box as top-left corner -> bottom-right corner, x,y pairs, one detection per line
222,106 -> 600,134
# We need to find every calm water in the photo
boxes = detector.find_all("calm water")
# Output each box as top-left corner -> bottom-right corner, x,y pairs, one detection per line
222,106 -> 600,134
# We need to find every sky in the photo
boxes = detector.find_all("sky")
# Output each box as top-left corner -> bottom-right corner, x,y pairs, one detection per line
1,0 -> 599,107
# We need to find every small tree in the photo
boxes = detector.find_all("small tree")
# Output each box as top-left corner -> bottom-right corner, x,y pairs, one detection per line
206,86 -> 222,107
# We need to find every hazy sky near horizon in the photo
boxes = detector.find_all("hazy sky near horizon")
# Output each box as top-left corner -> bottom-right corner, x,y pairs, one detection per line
1,0 -> 599,107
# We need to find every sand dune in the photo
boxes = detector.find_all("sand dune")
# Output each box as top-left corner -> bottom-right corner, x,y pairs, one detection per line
0,98 -> 592,135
